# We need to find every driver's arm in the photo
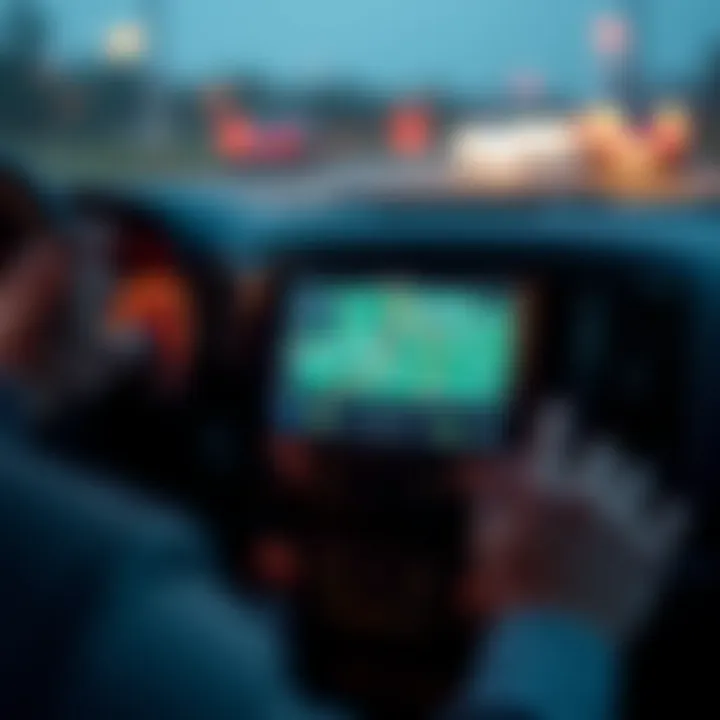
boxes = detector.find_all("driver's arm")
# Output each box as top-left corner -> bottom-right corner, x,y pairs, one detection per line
0,431 -> 349,720
54,541 -> 346,720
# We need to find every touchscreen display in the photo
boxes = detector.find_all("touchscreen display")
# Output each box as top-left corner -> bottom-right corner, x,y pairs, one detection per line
272,279 -> 522,449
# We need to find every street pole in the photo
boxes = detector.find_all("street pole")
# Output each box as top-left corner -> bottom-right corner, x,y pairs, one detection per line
625,0 -> 648,118
139,0 -> 168,147
141,0 -> 161,66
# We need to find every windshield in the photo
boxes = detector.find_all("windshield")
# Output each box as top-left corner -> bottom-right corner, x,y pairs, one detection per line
0,0 -> 718,192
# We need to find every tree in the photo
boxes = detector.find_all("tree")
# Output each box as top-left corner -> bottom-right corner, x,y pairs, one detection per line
696,42 -> 720,159
0,1 -> 50,135
6,0 -> 47,68
701,44 -> 720,112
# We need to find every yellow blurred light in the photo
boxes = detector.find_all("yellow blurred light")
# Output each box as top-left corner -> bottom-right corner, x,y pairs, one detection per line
104,23 -> 147,62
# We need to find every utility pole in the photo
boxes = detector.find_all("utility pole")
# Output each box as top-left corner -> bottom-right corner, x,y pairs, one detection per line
624,0 -> 648,117
141,0 -> 161,69
592,1 -> 648,118
8,0 -> 46,67
139,0 -> 169,147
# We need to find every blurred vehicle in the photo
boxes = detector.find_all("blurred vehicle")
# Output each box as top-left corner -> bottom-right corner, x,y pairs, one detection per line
213,111 -> 315,169
449,117 -> 583,185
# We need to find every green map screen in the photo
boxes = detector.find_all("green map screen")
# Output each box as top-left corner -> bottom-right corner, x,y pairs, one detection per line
273,280 -> 521,449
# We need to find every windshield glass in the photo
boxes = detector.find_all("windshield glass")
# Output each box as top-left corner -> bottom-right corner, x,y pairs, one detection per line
1,0 -> 718,193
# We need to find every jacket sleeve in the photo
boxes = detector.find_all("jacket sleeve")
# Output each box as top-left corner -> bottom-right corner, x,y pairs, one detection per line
55,569 -> 351,720
0,433 -> 348,720
447,611 -> 618,720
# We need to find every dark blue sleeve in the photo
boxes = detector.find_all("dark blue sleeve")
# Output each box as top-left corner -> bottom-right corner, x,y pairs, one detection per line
0,433 -> 350,720
55,570 -> 351,720
55,585 -> 615,720
447,612 -> 617,720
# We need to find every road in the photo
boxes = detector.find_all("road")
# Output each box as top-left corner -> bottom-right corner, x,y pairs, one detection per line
188,156 -> 453,206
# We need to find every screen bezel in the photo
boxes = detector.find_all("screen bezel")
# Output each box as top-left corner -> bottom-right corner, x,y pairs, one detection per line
268,272 -> 541,455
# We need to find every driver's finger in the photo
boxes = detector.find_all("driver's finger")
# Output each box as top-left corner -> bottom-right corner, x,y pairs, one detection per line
611,462 -> 654,526
574,440 -> 623,509
528,400 -> 574,493
642,499 -> 690,563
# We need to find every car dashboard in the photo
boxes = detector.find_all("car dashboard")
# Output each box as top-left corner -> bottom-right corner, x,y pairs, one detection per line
6,168 -> 719,718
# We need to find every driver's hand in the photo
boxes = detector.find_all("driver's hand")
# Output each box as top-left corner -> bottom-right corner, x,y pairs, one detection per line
0,239 -> 69,378
467,403 -> 689,642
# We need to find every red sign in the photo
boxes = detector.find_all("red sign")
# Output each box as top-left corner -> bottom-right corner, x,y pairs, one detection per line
215,115 -> 255,159
388,105 -> 432,157
593,14 -> 630,57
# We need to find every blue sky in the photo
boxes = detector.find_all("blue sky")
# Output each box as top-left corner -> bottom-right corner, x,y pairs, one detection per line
33,0 -> 720,93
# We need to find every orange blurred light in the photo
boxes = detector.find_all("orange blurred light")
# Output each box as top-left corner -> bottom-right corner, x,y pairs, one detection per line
388,105 -> 432,158
106,270 -> 197,389
215,115 -> 256,160
651,105 -> 694,169
578,104 -> 694,181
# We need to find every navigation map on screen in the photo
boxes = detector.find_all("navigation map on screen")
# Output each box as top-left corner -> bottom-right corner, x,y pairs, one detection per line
273,279 -> 522,448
